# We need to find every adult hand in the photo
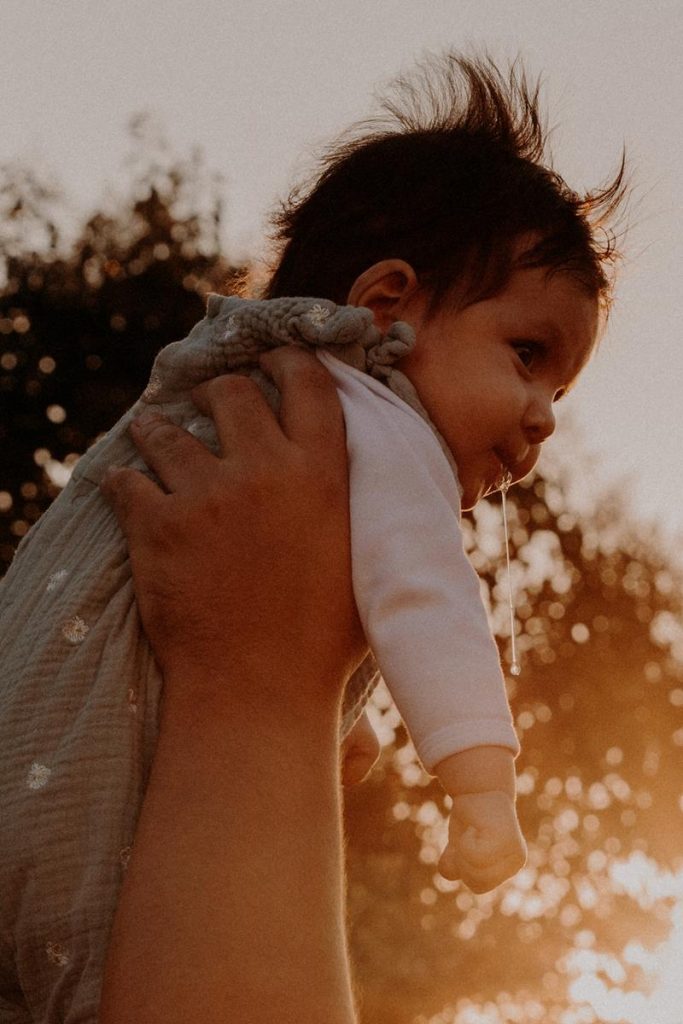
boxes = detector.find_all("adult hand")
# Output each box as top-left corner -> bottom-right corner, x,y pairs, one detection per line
341,710 -> 381,786
100,347 -> 365,1024
101,347 -> 367,716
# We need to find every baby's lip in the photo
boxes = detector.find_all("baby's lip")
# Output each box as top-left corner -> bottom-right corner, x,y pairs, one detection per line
493,446 -> 530,487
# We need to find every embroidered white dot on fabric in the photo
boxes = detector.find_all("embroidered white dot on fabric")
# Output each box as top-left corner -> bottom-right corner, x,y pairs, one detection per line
46,942 -> 71,967
306,304 -> 331,328
46,569 -> 69,593
62,616 -> 90,644
27,762 -> 52,790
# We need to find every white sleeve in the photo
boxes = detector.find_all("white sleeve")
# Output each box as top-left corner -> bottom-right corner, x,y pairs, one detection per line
318,353 -> 520,772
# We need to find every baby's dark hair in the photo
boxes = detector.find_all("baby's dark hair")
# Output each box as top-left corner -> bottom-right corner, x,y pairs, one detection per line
263,53 -> 626,317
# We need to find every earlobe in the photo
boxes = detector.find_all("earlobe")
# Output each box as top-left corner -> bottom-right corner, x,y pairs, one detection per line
347,259 -> 420,329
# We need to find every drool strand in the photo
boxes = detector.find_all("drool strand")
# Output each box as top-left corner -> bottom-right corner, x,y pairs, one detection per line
500,471 -> 520,676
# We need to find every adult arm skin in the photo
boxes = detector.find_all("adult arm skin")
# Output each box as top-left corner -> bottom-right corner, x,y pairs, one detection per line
99,349 -> 366,1024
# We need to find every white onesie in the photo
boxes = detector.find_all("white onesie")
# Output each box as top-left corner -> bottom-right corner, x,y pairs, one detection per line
319,350 -> 519,769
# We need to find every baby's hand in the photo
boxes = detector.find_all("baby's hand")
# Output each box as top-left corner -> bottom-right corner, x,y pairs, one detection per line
438,791 -> 527,894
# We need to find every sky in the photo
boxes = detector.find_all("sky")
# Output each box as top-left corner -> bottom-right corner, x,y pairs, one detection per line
2,0 -> 682,545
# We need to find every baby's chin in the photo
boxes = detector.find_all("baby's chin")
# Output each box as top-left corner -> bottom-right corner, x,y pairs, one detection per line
459,480 -> 489,511
462,473 -> 509,510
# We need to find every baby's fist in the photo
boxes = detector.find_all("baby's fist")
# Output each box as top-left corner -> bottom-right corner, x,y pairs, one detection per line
438,791 -> 527,894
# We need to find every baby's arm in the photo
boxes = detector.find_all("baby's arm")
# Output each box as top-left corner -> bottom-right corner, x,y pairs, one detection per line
435,746 -> 527,893
316,355 -> 525,893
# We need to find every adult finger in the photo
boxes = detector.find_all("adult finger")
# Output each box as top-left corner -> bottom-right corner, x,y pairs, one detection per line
128,412 -> 220,494
258,348 -> 346,453
100,465 -> 166,541
341,711 -> 381,787
191,375 -> 286,461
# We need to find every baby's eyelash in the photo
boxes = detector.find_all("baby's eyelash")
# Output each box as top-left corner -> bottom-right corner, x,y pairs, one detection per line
512,339 -> 569,401
512,339 -> 545,367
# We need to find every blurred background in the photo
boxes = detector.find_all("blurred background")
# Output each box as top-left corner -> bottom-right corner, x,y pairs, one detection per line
1,2 -> 682,1021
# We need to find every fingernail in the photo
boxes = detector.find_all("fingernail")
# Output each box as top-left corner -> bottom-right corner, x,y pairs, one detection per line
99,465 -> 122,489
132,411 -> 166,430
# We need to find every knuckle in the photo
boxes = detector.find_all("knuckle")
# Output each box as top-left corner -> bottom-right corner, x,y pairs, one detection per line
240,468 -> 279,507
100,466 -> 133,504
150,420 -> 179,443
150,424 -> 188,460
202,487 -> 233,524
269,347 -> 332,391
134,415 -> 181,449
207,373 -> 260,400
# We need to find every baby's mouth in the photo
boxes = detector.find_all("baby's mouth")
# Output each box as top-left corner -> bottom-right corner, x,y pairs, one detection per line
493,445 -> 531,491
491,452 -> 513,492
499,469 -> 513,492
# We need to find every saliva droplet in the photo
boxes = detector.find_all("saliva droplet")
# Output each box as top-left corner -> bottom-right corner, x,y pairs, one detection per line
499,471 -> 520,677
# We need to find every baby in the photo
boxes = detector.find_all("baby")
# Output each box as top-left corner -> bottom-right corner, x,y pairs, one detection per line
0,53 -> 623,1023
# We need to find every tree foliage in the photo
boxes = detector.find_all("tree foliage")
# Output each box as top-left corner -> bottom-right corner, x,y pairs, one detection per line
0,127 -> 241,568
1,142 -> 681,1024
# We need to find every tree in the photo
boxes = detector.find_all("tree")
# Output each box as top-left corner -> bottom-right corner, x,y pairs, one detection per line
0,119 -> 245,572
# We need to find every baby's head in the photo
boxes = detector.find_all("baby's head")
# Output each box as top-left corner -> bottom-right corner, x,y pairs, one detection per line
265,54 -> 626,508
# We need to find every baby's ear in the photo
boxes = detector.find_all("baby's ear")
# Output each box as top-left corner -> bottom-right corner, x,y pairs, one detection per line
347,260 -> 420,329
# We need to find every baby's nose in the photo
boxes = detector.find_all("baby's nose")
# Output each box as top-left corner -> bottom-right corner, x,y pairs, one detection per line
523,394 -> 556,445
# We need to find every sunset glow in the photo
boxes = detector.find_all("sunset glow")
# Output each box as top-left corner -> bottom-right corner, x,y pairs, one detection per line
420,860 -> 683,1023
2,2 -> 682,1020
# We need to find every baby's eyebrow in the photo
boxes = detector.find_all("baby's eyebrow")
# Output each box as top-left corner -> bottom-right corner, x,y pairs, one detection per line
528,319 -> 588,397
525,319 -> 563,345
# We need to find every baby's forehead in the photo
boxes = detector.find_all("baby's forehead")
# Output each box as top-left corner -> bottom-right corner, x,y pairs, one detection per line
511,267 -> 599,329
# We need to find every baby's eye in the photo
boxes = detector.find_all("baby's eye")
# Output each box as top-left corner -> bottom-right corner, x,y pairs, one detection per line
512,340 -> 542,369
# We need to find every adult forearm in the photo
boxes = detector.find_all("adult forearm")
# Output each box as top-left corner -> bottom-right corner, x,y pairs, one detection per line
100,679 -> 358,1024
99,354 -> 364,1022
